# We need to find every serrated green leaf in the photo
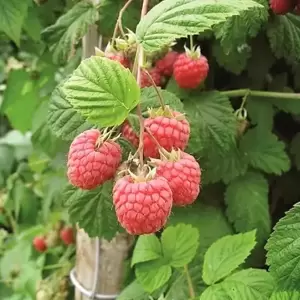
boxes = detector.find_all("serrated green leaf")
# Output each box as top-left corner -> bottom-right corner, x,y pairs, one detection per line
64,56 -> 140,127
184,92 -> 237,155
131,235 -> 162,267
23,6 -> 42,41
240,128 -> 290,175
291,133 -> 300,170
270,291 -> 300,300
140,87 -> 184,112
200,285 -> 228,300
136,259 -> 171,293
42,2 -> 99,64
203,231 -> 256,285
0,0 -> 29,45
267,14 -> 300,64
225,172 -> 270,243
246,97 -> 274,130
136,0 -> 264,52
48,84 -> 91,141
161,224 -> 199,267
266,203 -> 300,290
62,181 -> 120,240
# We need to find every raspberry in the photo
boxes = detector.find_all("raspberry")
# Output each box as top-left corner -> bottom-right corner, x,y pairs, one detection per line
152,151 -> 201,206
121,121 -> 139,147
269,0 -> 294,14
141,68 -> 162,88
173,49 -> 209,89
113,174 -> 173,235
143,109 -> 190,158
60,227 -> 75,245
155,51 -> 179,76
67,129 -> 122,190
33,236 -> 47,252
106,52 -> 130,68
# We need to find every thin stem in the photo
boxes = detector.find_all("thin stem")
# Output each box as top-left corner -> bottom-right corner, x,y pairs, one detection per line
144,126 -> 162,149
135,0 -> 150,168
143,69 -> 165,109
184,265 -> 195,299
112,0 -> 134,44
5,209 -> 18,234
189,35 -> 194,49
220,89 -> 300,100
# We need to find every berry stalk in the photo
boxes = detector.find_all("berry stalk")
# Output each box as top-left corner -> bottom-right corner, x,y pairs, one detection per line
184,264 -> 195,299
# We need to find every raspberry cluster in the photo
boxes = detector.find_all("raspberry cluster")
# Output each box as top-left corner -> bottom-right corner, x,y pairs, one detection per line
32,224 -> 75,253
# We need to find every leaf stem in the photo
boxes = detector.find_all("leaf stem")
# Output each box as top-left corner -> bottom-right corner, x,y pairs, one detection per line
220,89 -> 300,100
184,265 -> 195,299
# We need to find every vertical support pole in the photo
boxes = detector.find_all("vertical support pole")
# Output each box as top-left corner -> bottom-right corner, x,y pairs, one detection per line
74,2 -> 132,299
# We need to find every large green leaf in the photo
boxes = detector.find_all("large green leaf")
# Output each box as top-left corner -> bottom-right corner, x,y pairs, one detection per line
64,56 -> 140,127
48,84 -> 91,141
267,14 -> 300,63
0,0 -> 29,45
240,128 -> 290,175
140,87 -> 184,113
136,0 -> 264,52
202,231 -> 256,285
266,203 -> 300,290
161,224 -> 199,267
201,269 -> 274,300
225,172 -> 270,243
184,92 -> 237,155
131,235 -> 162,267
270,291 -> 300,300
62,181 -> 120,240
42,2 -> 99,64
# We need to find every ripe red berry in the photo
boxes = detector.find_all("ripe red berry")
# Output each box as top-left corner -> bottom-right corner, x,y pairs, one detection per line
140,68 -> 162,88
155,51 -> 179,76
113,174 -> 173,235
60,227 -> 75,245
67,129 -> 122,190
33,236 -> 47,252
143,110 -> 190,158
106,52 -> 130,68
173,50 -> 209,89
121,121 -> 139,147
152,151 -> 201,206
269,0 -> 294,14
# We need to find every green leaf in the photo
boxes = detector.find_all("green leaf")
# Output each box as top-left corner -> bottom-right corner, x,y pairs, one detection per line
246,97 -> 274,130
23,6 -> 42,41
48,84 -> 91,141
200,284 -> 228,300
202,231 -> 256,285
184,92 -> 237,155
225,172 -> 270,243
140,87 -> 184,113
266,203 -> 300,290
161,224 -> 199,267
267,14 -> 300,64
135,259 -> 172,293
290,133 -> 300,170
42,2 -> 99,64
270,291 -> 300,300
63,181 -> 120,240
1,70 -> 40,132
240,127 -> 290,175
136,0 -> 265,52
64,56 -> 140,127
0,0 -> 29,45
131,235 -> 162,267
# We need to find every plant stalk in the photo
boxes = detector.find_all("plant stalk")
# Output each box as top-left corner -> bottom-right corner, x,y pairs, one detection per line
184,265 -> 195,299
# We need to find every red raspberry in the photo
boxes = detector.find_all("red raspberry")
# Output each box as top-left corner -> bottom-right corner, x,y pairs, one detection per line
67,129 -> 122,190
153,151 -> 201,206
140,68 -> 162,88
269,0 -> 294,14
113,175 -> 173,235
121,121 -> 139,147
155,51 -> 179,76
106,52 -> 130,68
173,50 -> 209,89
143,111 -> 190,158
60,227 -> 75,245
33,236 -> 47,252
